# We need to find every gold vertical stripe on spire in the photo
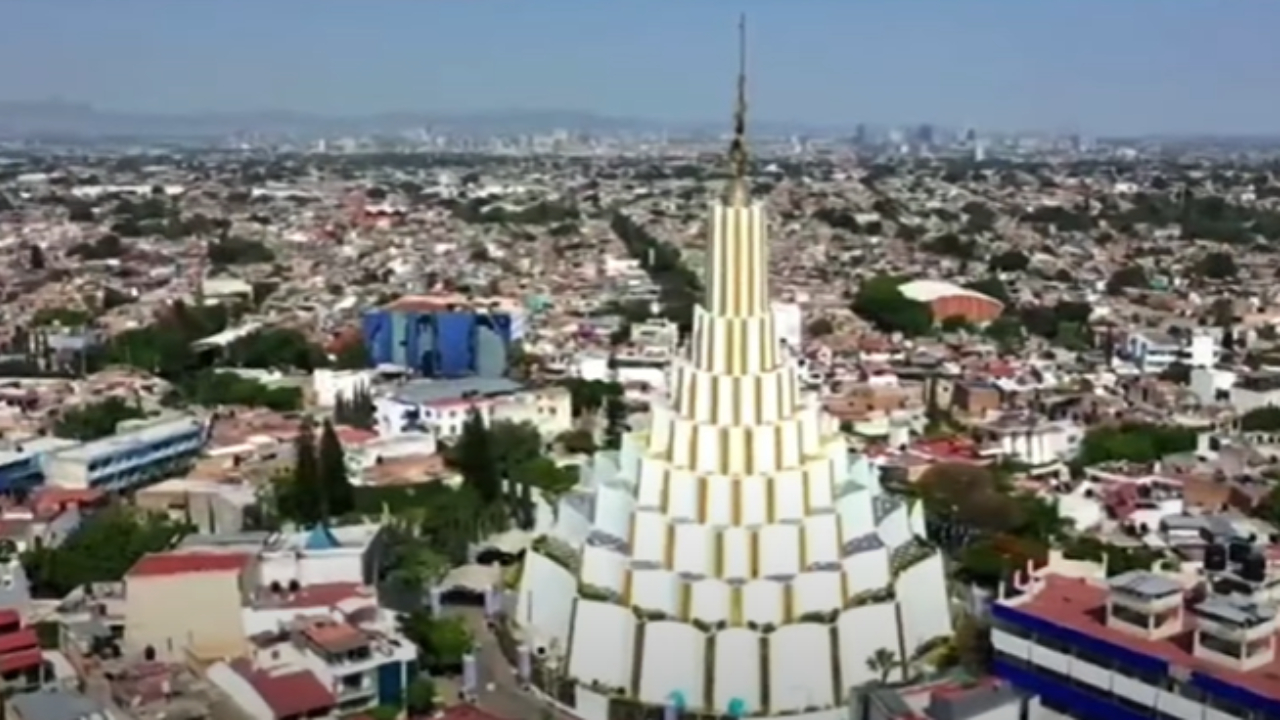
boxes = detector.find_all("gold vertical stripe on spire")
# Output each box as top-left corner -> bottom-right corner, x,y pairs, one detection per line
732,479 -> 741,526
714,529 -> 724,578
750,528 -> 759,577
665,522 -> 675,567
698,475 -> 709,523
660,466 -> 671,514
718,427 -> 729,475
757,210 -> 767,315
737,208 -> 747,312
798,524 -> 807,573
746,212 -> 754,316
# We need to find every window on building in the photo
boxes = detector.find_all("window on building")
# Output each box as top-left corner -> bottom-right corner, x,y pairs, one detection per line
1109,603 -> 1151,630
1198,631 -> 1241,659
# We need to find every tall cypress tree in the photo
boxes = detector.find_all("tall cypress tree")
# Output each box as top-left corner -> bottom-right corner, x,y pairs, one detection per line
603,395 -> 627,450
318,420 -> 354,518
454,409 -> 500,504
292,420 -> 324,525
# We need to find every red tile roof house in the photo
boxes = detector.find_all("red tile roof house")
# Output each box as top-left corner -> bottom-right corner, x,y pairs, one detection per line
0,608 -> 47,694
206,657 -> 336,720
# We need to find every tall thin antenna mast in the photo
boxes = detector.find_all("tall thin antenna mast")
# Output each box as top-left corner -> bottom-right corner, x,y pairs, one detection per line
727,14 -> 749,206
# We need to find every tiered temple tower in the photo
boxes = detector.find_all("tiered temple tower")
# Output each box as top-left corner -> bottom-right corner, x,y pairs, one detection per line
515,19 -> 952,719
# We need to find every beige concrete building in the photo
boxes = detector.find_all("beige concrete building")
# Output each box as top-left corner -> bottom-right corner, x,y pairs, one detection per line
123,551 -> 254,662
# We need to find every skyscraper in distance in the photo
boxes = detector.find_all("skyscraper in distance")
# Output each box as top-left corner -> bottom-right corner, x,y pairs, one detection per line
514,18 -> 953,718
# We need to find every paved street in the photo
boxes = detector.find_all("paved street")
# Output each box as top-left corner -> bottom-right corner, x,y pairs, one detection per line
450,608 -> 581,720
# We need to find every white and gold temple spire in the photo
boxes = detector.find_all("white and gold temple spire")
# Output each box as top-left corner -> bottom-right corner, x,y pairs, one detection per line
704,15 -> 770,323
690,14 -> 782,391
518,17 -> 954,714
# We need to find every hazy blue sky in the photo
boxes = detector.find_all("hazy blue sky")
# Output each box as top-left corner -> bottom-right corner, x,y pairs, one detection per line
1,1 -> 1277,135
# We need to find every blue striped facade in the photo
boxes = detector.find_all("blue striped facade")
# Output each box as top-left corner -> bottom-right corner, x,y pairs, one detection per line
992,603 -> 1280,719
362,309 -> 513,378
0,455 -> 44,493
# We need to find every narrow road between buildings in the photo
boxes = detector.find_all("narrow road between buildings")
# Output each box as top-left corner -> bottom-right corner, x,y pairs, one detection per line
451,607 -> 582,720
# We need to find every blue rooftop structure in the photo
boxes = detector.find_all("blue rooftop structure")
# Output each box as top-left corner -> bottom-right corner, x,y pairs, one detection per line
303,525 -> 340,551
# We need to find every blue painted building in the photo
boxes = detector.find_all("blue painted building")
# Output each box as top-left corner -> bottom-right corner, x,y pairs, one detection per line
0,437 -> 78,493
991,572 -> 1280,720
43,416 -> 208,492
361,299 -> 524,378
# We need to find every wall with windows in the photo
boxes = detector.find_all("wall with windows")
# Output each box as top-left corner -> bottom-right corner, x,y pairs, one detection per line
991,602 -> 1279,720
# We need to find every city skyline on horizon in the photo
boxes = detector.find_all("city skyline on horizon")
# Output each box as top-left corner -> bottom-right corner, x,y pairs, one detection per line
1,1 -> 1278,136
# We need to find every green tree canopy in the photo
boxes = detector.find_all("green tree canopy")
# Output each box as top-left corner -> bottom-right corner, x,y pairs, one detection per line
610,212 -> 701,336
334,338 -> 372,370
1076,423 -> 1197,466
54,397 -> 146,441
399,610 -> 472,672
32,307 -> 94,327
603,395 -> 628,449
405,678 -> 437,716
515,456 -> 579,502
922,233 -> 976,259
1106,265 -> 1149,295
334,386 -> 376,431
851,276 -> 933,337
988,250 -> 1029,274
277,421 -> 324,525
318,420 -> 355,518
1194,251 -> 1238,280
955,535 -> 1048,588
67,233 -> 126,261
560,378 -> 623,417
965,276 -> 1012,307
178,370 -> 303,411
452,410 -> 501,504
23,505 -> 191,598
1241,406 -> 1280,432
208,236 -> 275,266
1061,536 -> 1163,576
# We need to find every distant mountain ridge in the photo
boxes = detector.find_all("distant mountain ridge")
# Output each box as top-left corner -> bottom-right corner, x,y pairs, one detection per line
0,100 -> 828,139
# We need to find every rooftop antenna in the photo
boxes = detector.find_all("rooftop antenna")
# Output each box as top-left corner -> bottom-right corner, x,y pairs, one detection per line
727,13 -> 749,207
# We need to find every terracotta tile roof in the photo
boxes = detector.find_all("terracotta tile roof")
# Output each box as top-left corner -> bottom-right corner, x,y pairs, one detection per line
252,582 -> 367,610
438,705 -> 512,720
234,663 -> 335,720
30,488 -> 106,517
127,551 -> 251,578
0,647 -> 42,674
0,628 -> 37,655
300,618 -> 368,653
335,426 -> 377,446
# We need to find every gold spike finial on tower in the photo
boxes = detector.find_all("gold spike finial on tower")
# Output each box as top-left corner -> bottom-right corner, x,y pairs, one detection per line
727,13 -> 749,206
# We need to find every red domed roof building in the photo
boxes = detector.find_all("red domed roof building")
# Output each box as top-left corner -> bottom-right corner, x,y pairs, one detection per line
898,279 -> 1004,325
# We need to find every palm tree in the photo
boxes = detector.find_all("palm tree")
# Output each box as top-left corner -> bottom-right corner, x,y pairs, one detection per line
867,647 -> 899,684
